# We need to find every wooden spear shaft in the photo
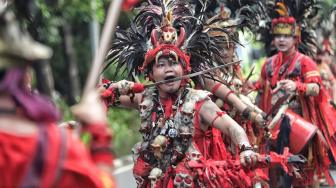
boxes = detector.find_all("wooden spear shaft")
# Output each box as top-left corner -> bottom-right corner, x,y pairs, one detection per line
83,0 -> 124,95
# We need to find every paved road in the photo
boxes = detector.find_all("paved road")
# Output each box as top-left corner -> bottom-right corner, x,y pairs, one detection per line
113,164 -> 336,188
114,164 -> 136,188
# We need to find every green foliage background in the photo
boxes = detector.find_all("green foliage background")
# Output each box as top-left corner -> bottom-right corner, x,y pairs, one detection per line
33,0 -> 140,158
27,0 -> 336,158
107,108 -> 141,157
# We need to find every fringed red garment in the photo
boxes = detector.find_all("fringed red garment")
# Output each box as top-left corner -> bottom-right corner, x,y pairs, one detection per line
193,100 -> 230,160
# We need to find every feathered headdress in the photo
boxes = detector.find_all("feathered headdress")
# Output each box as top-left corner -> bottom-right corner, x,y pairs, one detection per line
258,0 -> 319,57
315,1 -> 335,56
104,0 -> 225,80
271,2 -> 299,37
204,0 -> 265,46
318,20 -> 334,55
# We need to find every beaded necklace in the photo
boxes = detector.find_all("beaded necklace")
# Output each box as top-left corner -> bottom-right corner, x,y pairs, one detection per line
151,87 -> 188,138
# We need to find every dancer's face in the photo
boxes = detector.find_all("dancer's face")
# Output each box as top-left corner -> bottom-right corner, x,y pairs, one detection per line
273,34 -> 296,53
151,55 -> 184,94
220,43 -> 235,63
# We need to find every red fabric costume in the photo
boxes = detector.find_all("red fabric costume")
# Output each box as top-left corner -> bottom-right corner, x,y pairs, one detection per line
103,0 -> 274,187
128,88 -> 269,188
255,51 -> 336,185
0,123 -> 115,188
193,100 -> 229,161
317,62 -> 336,97
196,80 -> 258,157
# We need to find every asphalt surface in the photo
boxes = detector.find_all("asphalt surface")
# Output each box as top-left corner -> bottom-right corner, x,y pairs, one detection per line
114,164 -> 136,187
112,154 -> 336,188
114,162 -> 136,187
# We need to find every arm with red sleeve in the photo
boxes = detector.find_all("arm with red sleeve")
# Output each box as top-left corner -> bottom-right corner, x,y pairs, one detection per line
71,91 -> 115,170
299,55 -> 336,177
296,56 -> 321,96
82,123 -> 114,166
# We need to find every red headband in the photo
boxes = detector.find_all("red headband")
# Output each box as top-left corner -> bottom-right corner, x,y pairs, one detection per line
140,44 -> 191,74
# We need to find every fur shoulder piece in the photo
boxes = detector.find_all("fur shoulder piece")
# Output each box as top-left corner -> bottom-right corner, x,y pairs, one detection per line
185,88 -> 211,103
143,87 -> 157,98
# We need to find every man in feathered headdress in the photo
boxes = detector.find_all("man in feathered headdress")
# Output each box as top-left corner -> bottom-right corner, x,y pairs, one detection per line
101,0 -> 263,187
254,0 -> 336,186
200,1 -> 267,152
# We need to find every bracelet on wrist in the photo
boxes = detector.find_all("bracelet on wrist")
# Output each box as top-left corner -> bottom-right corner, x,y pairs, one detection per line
241,107 -> 252,120
110,88 -> 121,106
238,142 -> 253,153
249,111 -> 258,122
295,81 -> 307,94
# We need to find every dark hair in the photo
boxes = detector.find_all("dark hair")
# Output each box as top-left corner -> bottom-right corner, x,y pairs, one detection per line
145,61 -> 155,76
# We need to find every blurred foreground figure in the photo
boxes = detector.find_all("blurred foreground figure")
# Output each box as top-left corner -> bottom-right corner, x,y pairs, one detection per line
0,9 -> 114,187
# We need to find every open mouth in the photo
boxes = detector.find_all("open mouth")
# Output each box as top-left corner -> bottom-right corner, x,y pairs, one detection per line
164,75 -> 176,81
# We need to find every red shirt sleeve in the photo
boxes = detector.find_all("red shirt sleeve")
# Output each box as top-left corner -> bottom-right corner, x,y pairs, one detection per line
84,123 -> 114,166
300,55 -> 322,84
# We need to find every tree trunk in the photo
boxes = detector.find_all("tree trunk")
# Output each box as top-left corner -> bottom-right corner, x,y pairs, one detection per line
17,0 -> 56,97
62,23 -> 81,105
32,61 -> 55,97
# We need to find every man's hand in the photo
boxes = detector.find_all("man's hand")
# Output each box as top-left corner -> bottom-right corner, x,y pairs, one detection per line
254,113 -> 266,128
99,80 -> 135,96
117,80 -> 135,95
278,79 -> 297,92
240,149 -> 259,167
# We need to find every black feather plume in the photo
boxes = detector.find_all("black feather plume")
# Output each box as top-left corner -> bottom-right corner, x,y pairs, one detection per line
104,0 -> 226,79
104,23 -> 148,80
